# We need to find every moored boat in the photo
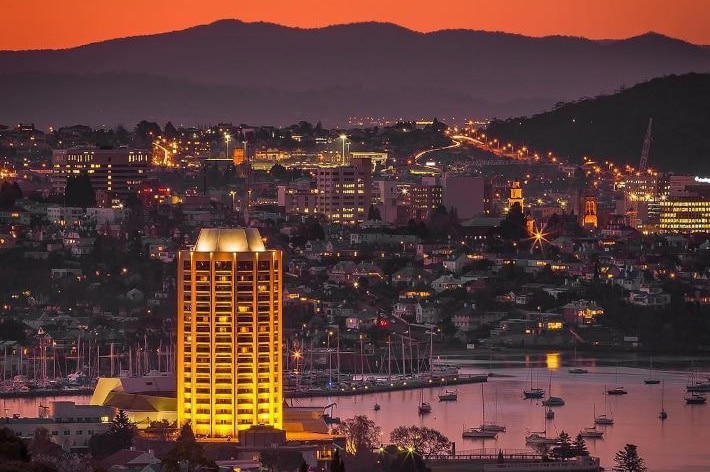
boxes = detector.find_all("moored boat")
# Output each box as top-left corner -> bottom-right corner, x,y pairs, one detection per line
525,432 -> 558,446
524,387 -> 545,399
438,389 -> 458,401
543,396 -> 566,407
685,393 -> 707,405
463,427 -> 497,438
579,426 -> 603,439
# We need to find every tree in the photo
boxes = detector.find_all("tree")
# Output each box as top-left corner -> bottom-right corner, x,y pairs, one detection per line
330,449 -> 345,472
162,423 -> 215,472
613,444 -> 648,472
389,425 -> 452,459
134,120 -> 161,147
0,426 -> 29,462
334,416 -> 381,455
0,181 -> 22,209
499,202 -> 529,241
551,431 -> 575,460
164,121 -> 178,138
29,428 -> 62,458
376,445 -> 428,472
573,433 -> 589,457
260,450 -> 304,472
108,409 -> 136,446
89,409 -> 136,459
145,419 -> 176,441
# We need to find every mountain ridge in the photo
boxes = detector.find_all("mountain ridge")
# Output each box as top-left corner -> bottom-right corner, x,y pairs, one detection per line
485,73 -> 710,173
1,20 -> 709,126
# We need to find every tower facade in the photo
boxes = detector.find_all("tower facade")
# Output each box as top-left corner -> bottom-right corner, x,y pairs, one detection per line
508,179 -> 524,211
582,195 -> 598,228
177,228 -> 283,438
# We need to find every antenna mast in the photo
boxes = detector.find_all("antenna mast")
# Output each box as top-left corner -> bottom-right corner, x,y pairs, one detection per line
639,118 -> 652,172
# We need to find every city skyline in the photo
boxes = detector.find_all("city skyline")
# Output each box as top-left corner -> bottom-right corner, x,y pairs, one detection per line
0,2 -> 708,470
2,0 -> 710,51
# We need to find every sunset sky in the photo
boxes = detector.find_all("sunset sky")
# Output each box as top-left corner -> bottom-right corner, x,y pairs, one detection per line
1,0 -> 709,50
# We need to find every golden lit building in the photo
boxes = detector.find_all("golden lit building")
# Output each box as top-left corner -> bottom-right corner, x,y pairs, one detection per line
507,179 -> 524,210
178,228 -> 283,439
582,195 -> 598,228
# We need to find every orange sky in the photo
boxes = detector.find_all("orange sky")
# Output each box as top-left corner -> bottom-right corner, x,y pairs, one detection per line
2,0 -> 709,50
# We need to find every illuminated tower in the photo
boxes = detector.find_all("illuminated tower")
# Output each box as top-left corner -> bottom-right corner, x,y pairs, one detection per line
582,195 -> 598,229
178,228 -> 283,439
508,179 -> 524,211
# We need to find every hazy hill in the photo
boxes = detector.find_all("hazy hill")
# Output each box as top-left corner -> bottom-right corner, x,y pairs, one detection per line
1,20 -> 710,126
486,73 -> 710,173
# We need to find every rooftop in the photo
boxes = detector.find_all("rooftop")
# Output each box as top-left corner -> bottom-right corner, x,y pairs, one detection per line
193,228 -> 265,252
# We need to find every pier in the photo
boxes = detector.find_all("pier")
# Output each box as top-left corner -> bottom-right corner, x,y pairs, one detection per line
428,449 -> 601,472
285,373 -> 488,398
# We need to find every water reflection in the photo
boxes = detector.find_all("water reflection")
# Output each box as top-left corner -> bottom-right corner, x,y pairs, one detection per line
296,365 -> 710,472
545,352 -> 561,370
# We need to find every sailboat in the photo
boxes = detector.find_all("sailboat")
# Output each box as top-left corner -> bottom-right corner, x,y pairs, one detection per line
568,347 -> 587,373
685,392 -> 707,404
463,383 -> 498,438
523,366 -> 545,399
644,357 -> 660,384
607,366 -> 628,395
579,405 -> 604,439
438,380 -> 458,401
659,380 -> 668,420
526,406 -> 558,446
542,374 -> 565,407
481,389 -> 507,432
418,389 -> 432,414
438,389 -> 458,401
595,386 -> 614,425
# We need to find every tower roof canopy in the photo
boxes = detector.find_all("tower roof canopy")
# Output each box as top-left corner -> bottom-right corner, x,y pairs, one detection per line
194,228 -> 265,252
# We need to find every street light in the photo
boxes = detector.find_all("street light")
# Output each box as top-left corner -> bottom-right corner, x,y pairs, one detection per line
224,133 -> 232,159
339,134 -> 347,165
228,191 -> 236,210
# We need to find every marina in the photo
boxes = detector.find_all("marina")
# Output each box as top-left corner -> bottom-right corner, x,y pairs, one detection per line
291,361 -> 710,472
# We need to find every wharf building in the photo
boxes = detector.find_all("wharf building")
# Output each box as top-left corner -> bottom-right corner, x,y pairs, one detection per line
52,148 -> 149,203
177,228 -> 283,438
3,402 -> 113,452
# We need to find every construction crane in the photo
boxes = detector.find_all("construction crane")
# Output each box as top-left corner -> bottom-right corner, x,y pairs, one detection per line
639,118 -> 652,173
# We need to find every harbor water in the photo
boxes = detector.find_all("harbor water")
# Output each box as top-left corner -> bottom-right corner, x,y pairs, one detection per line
293,359 -> 710,472
3,355 -> 710,471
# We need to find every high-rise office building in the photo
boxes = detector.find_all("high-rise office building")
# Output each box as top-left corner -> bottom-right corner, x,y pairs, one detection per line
410,183 -> 443,221
177,228 -> 283,439
315,159 -> 372,224
52,148 -> 150,202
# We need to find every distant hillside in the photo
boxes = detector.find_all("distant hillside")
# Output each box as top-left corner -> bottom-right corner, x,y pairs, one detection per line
486,73 -> 710,173
1,20 -> 710,126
